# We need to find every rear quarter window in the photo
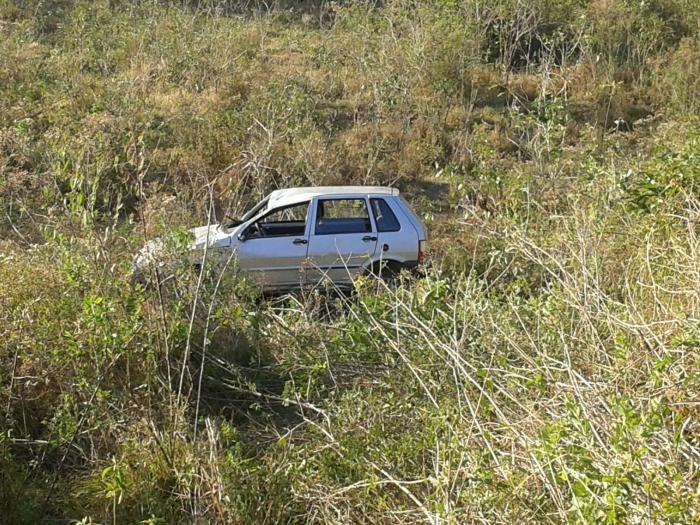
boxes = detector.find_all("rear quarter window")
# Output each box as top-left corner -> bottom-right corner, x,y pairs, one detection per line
370,198 -> 401,232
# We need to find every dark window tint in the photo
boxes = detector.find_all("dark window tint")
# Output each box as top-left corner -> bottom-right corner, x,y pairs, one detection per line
370,198 -> 401,232
315,198 -> 371,235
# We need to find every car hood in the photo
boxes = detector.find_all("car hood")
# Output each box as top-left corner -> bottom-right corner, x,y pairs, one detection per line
135,224 -> 241,270
190,224 -> 234,249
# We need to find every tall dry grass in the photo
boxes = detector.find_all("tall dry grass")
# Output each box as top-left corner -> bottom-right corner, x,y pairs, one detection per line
1,0 -> 699,523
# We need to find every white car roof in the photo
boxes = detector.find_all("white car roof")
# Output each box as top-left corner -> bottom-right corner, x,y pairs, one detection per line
267,186 -> 399,207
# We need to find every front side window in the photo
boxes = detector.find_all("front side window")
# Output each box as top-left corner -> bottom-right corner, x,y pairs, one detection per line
370,198 -> 401,232
244,201 -> 308,238
315,198 -> 372,235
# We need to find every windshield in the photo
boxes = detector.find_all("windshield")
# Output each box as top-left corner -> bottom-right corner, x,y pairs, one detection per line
223,197 -> 269,229
242,197 -> 269,221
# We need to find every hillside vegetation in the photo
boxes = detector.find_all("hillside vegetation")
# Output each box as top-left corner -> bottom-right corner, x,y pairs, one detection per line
1,0 -> 700,523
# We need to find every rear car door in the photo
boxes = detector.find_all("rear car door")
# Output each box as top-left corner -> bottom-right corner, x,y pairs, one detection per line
235,201 -> 310,289
306,196 -> 378,285
369,197 -> 417,265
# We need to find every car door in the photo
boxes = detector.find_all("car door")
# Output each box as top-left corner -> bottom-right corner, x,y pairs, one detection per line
369,197 -> 415,263
306,196 -> 378,285
234,201 -> 310,290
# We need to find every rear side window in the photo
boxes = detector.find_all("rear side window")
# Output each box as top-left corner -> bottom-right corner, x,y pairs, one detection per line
370,198 -> 401,232
315,198 -> 371,235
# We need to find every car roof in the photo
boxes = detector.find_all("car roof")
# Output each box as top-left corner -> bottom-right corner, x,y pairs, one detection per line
267,186 -> 399,207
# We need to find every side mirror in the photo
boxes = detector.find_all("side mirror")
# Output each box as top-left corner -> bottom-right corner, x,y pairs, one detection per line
237,230 -> 247,242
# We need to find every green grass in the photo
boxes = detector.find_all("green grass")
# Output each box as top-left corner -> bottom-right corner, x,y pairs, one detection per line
1,0 -> 700,523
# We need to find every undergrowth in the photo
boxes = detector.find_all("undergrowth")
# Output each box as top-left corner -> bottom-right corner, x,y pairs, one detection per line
1,0 -> 699,523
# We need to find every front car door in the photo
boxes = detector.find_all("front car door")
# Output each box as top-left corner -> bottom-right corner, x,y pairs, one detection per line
234,200 -> 310,290
306,196 -> 378,286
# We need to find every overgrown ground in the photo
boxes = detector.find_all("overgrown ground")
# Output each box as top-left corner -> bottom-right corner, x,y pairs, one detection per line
1,0 -> 700,523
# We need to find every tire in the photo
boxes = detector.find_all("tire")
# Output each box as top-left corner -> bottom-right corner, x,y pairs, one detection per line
366,260 -> 401,281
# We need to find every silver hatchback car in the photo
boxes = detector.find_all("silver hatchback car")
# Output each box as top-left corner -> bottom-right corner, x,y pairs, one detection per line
135,186 -> 428,291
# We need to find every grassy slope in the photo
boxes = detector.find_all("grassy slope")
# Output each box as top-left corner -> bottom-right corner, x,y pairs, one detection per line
1,0 -> 700,523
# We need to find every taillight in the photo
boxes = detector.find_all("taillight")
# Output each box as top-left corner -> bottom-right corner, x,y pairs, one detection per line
418,240 -> 429,263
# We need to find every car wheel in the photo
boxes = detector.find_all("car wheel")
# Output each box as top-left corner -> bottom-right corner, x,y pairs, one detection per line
366,260 -> 401,284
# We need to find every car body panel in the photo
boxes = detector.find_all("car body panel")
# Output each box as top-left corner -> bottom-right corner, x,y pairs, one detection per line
233,236 -> 308,288
395,195 -> 427,240
267,186 -> 398,209
231,200 -> 311,288
191,225 -> 232,249
370,196 -> 418,266
306,195 -> 379,285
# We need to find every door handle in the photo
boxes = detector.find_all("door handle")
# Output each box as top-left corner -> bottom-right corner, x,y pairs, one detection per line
362,235 -> 377,242
293,238 -> 308,245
